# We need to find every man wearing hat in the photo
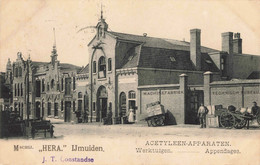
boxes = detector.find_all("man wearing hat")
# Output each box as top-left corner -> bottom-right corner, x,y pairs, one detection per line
252,101 -> 259,117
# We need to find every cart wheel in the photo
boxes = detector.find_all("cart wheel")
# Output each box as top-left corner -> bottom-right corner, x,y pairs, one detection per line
234,118 -> 247,129
154,116 -> 164,126
147,120 -> 152,127
151,118 -> 157,127
220,112 -> 235,128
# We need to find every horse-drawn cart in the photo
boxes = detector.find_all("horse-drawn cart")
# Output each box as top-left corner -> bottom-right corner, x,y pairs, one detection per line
216,107 -> 260,129
144,101 -> 165,127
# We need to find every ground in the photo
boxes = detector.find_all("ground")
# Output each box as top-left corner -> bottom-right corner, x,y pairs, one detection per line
51,119 -> 260,139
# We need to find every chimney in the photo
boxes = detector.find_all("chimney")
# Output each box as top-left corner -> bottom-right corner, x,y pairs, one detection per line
221,32 -> 233,54
221,32 -> 233,79
233,33 -> 242,54
190,29 -> 201,70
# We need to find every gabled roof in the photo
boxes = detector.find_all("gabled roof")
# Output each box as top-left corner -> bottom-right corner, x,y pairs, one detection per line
108,31 -> 219,53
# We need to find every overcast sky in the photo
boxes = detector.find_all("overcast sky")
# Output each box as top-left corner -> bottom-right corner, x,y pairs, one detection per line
0,0 -> 259,72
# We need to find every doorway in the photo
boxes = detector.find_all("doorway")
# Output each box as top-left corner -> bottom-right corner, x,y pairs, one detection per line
36,101 -> 41,119
187,90 -> 204,124
97,86 -> 107,122
129,100 -> 136,120
65,101 -> 71,122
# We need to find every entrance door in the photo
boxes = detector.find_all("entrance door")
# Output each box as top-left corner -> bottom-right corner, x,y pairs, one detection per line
65,101 -> 71,122
36,102 -> 41,119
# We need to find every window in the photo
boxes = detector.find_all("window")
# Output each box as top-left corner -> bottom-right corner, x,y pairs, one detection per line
98,56 -> 106,78
93,61 -> 96,73
57,83 -> 60,91
108,58 -> 112,71
61,78 -> 64,91
36,80 -> 41,97
42,79 -> 45,92
169,56 -> 176,62
51,79 -> 55,89
221,56 -> 226,75
61,101 -> 64,111
93,102 -> 96,112
205,60 -> 212,64
18,67 -> 22,77
15,67 -> 18,77
54,103 -> 58,116
47,82 -> 50,91
48,102 -> 51,115
73,77 -> 76,90
129,91 -> 136,99
17,84 -> 20,96
20,83 -> 23,96
14,84 -> 17,96
73,101 -> 76,112
78,92 -> 83,98
65,78 -> 71,95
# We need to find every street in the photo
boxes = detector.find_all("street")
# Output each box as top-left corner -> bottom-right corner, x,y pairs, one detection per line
52,119 -> 260,139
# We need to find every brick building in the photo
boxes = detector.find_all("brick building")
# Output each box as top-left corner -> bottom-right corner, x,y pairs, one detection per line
10,42 -> 81,122
85,14 -> 260,124
2,14 -> 260,125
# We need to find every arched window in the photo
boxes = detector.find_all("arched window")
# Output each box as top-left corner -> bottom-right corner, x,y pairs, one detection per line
98,56 -> 106,78
19,67 -> 22,77
15,67 -> 18,77
51,79 -> 55,89
78,92 -> 83,98
108,58 -> 112,71
128,91 -> 136,99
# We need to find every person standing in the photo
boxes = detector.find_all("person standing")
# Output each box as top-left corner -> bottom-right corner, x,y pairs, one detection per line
128,107 -> 134,123
197,103 -> 208,128
251,101 -> 259,116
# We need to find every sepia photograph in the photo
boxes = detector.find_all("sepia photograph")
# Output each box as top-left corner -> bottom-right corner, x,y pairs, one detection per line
0,0 -> 259,164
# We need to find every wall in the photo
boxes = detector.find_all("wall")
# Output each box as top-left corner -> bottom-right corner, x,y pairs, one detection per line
138,74 -> 188,124
138,69 -> 220,86
204,72 -> 260,108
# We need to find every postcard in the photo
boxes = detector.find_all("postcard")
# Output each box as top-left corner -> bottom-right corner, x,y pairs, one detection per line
0,0 -> 259,165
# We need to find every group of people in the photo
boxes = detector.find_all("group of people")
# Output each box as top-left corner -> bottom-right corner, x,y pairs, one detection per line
197,101 -> 259,128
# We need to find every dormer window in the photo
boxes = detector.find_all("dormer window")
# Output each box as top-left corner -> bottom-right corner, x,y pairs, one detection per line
221,56 -> 226,75
205,60 -> 212,64
169,56 -> 176,62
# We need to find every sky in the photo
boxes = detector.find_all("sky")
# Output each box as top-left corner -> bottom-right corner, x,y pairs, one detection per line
0,0 -> 259,72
